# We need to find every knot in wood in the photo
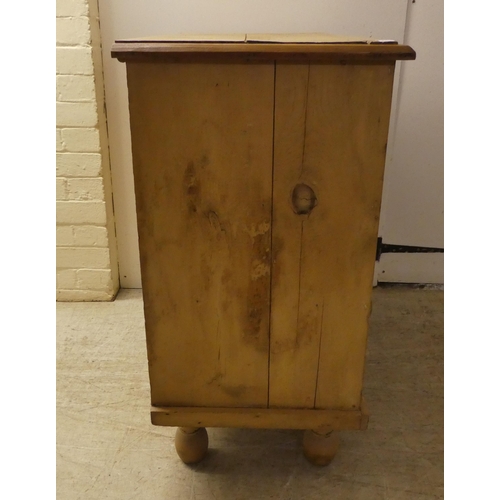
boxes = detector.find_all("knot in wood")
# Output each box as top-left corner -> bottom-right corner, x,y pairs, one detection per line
292,183 -> 317,215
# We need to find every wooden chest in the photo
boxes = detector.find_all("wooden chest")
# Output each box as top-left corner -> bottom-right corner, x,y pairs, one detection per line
112,34 -> 415,465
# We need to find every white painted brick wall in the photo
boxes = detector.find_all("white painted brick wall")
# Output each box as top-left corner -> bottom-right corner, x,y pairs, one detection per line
56,178 -> 67,200
56,201 -> 107,225
73,226 -> 109,247
67,178 -> 105,200
56,225 -> 109,248
56,47 -> 94,75
56,153 -> 102,177
56,129 -> 63,151
76,269 -> 112,290
57,269 -> 77,289
56,0 -> 119,301
56,102 -> 98,128
61,128 -> 100,152
56,226 -> 74,246
57,75 -> 96,102
56,17 -> 91,46
57,248 -> 111,269
56,0 -> 89,17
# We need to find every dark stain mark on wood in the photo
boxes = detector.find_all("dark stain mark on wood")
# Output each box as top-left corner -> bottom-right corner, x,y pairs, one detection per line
199,153 -> 210,168
295,221 -> 304,346
184,161 -> 200,214
271,235 -> 284,289
206,371 -> 247,399
313,300 -> 325,408
207,210 -> 225,232
220,384 -> 247,398
184,155 -> 209,214
206,371 -> 224,386
243,217 -> 272,353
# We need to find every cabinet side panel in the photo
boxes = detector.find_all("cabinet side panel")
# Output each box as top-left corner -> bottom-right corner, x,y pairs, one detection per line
271,63 -> 395,410
126,62 -> 274,407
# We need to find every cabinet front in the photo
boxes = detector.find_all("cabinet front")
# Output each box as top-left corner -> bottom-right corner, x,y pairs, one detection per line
127,62 -> 275,408
127,60 -> 394,412
270,63 -> 395,411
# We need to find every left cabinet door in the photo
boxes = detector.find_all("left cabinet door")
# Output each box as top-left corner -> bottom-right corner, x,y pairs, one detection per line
126,61 -> 275,408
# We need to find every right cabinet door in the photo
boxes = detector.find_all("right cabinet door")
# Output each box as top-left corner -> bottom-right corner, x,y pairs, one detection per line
269,62 -> 395,410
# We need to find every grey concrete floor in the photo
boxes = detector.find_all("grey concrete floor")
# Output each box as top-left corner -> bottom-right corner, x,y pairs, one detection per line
57,287 -> 443,499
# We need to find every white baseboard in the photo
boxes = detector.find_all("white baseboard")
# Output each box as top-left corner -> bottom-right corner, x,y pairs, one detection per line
375,253 -> 444,284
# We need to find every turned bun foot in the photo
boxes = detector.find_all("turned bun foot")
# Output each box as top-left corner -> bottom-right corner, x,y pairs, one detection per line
174,427 -> 209,464
302,429 -> 340,466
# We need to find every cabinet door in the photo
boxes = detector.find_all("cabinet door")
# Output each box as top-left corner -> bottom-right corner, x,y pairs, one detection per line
270,62 -> 395,410
127,62 -> 274,408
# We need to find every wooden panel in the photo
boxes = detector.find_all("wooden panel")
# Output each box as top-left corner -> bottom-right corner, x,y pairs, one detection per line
270,63 -> 395,410
151,403 -> 369,432
245,34 -> 397,44
112,43 -> 416,63
117,33 -> 395,44
126,62 -> 274,408
269,64 -> 318,408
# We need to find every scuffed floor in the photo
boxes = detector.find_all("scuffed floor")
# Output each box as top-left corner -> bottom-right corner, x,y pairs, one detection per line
57,287 -> 443,499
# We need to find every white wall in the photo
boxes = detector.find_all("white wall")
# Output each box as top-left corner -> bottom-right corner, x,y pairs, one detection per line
56,0 -> 119,300
377,0 -> 444,283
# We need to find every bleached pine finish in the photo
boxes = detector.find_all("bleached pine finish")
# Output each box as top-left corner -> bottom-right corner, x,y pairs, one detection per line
113,36 -> 415,465
126,62 -> 274,408
270,63 -> 395,410
150,402 -> 368,432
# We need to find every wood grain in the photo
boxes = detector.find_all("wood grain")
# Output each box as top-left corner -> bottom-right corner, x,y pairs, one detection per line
151,406 -> 368,432
126,62 -> 274,408
270,63 -> 395,410
269,64 -> 319,408
112,42 -> 416,63
116,33 -> 397,44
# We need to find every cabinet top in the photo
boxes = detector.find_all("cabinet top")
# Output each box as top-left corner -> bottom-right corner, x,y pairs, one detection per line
111,33 -> 416,63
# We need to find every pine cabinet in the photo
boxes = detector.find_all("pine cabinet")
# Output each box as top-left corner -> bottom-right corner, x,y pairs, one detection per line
112,34 -> 415,465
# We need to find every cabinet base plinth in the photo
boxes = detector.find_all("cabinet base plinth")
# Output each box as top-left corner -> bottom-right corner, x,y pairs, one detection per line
152,403 -> 368,433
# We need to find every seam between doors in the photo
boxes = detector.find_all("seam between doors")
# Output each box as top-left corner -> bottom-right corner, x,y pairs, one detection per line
267,60 -> 277,408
